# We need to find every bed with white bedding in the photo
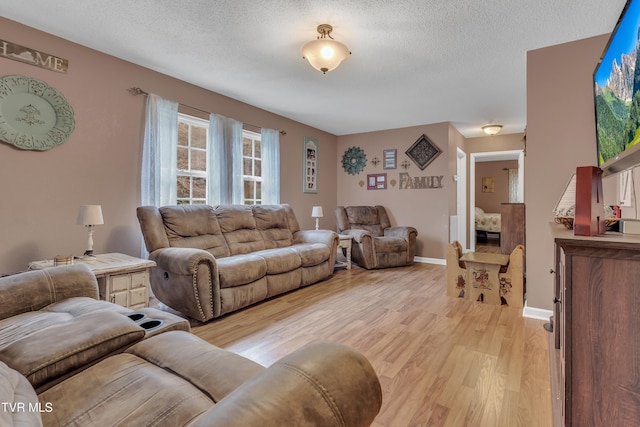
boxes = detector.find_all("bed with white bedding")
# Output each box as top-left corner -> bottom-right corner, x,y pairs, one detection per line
475,207 -> 501,240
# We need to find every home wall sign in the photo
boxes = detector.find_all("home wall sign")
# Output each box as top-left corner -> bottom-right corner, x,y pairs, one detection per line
398,172 -> 444,189
405,134 -> 441,170
0,75 -> 75,151
0,40 -> 68,73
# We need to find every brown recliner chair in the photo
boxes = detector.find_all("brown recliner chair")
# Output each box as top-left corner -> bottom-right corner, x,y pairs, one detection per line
335,206 -> 417,269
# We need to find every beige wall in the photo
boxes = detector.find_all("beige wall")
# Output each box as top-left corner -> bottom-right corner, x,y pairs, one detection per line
336,123 -> 459,260
526,34 -> 609,310
475,160 -> 518,213
0,18 -> 337,273
2,18 -> 615,317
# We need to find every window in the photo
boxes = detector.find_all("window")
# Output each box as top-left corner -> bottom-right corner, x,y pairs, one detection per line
177,114 -> 208,205
242,130 -> 262,205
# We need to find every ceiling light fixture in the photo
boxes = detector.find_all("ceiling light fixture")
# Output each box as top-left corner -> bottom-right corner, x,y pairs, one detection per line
482,124 -> 503,136
301,24 -> 351,74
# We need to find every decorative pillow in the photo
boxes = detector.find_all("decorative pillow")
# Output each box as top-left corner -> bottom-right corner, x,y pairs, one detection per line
0,361 -> 43,427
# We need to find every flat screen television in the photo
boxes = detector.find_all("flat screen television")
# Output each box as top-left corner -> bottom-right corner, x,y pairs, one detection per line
594,0 -> 640,176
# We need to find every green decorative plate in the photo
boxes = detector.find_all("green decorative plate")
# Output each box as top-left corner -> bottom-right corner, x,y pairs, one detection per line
342,146 -> 367,175
0,75 -> 75,151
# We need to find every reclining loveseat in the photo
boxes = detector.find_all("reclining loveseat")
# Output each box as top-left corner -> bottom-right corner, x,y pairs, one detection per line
0,265 -> 383,426
137,204 -> 339,322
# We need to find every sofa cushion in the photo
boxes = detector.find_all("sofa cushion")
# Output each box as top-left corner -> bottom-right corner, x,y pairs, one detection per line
160,205 -> 230,257
345,206 -> 385,236
374,236 -> 408,253
290,243 -> 330,267
216,254 -> 267,288
0,310 -> 145,390
252,205 -> 294,248
254,248 -> 302,274
215,206 -> 266,255
39,353 -> 214,427
0,266 -> 98,321
0,361 -> 42,427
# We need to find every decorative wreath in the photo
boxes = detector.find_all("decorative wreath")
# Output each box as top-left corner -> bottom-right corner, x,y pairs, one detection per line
341,146 -> 367,175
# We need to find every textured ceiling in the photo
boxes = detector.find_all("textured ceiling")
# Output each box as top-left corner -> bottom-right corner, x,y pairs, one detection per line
0,0 -> 629,137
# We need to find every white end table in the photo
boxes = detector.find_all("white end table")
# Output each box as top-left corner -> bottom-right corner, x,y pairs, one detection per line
29,253 -> 155,309
337,234 -> 354,270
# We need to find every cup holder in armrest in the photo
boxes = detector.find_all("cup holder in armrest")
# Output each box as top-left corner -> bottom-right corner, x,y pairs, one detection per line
139,319 -> 164,331
127,312 -> 147,322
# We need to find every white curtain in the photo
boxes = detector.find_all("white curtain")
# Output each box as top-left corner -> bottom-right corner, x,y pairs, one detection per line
140,94 -> 179,207
208,113 -> 243,205
261,128 -> 280,204
508,168 -> 518,203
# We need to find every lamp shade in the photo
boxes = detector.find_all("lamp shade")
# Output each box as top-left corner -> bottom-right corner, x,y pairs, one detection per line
311,206 -> 324,218
76,205 -> 104,226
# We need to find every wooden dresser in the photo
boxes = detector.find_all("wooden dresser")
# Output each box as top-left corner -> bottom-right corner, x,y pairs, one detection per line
551,224 -> 640,426
500,203 -> 525,254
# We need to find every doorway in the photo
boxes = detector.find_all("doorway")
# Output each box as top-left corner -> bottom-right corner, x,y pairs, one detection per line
469,150 -> 524,252
456,148 -> 467,250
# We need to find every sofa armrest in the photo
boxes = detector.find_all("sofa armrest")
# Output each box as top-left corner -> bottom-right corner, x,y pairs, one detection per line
148,247 -> 219,322
0,310 -> 144,391
384,226 -> 418,241
293,229 -> 339,247
342,228 -> 371,244
188,342 -> 382,427
150,247 -> 216,275
0,265 -> 98,321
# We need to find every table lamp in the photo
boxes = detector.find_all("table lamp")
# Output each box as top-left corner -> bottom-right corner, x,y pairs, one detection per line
311,206 -> 323,230
77,205 -> 104,258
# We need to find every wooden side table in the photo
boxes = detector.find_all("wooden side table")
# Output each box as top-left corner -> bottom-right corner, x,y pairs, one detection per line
337,234 -> 354,270
29,253 -> 155,309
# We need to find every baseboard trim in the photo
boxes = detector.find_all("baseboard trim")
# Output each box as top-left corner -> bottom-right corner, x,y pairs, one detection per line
522,303 -> 553,321
414,256 -> 446,266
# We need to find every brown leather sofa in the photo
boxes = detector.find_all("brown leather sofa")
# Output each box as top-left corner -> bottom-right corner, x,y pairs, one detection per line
335,206 -> 417,269
0,265 -> 382,426
137,204 -> 339,322
0,265 -> 190,392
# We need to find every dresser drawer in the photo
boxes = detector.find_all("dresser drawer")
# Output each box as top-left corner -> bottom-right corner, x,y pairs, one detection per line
129,286 -> 148,307
110,274 -> 131,292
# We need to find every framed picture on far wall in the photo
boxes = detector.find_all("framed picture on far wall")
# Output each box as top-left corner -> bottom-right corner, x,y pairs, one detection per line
303,137 -> 318,193
383,149 -> 397,169
367,173 -> 387,190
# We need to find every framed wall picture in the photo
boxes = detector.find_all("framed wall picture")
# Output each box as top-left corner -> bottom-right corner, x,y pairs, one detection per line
303,137 -> 318,193
482,177 -> 495,193
383,149 -> 397,169
405,133 -> 441,170
367,173 -> 387,190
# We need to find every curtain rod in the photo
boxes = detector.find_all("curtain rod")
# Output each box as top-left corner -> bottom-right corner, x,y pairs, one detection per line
127,87 -> 286,135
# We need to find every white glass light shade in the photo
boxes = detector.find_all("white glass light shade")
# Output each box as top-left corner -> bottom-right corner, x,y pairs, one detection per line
311,206 -> 324,218
482,124 -> 503,136
301,39 -> 350,74
76,205 -> 104,226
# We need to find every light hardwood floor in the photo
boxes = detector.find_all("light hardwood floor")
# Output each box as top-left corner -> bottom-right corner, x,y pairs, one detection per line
191,263 -> 552,427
